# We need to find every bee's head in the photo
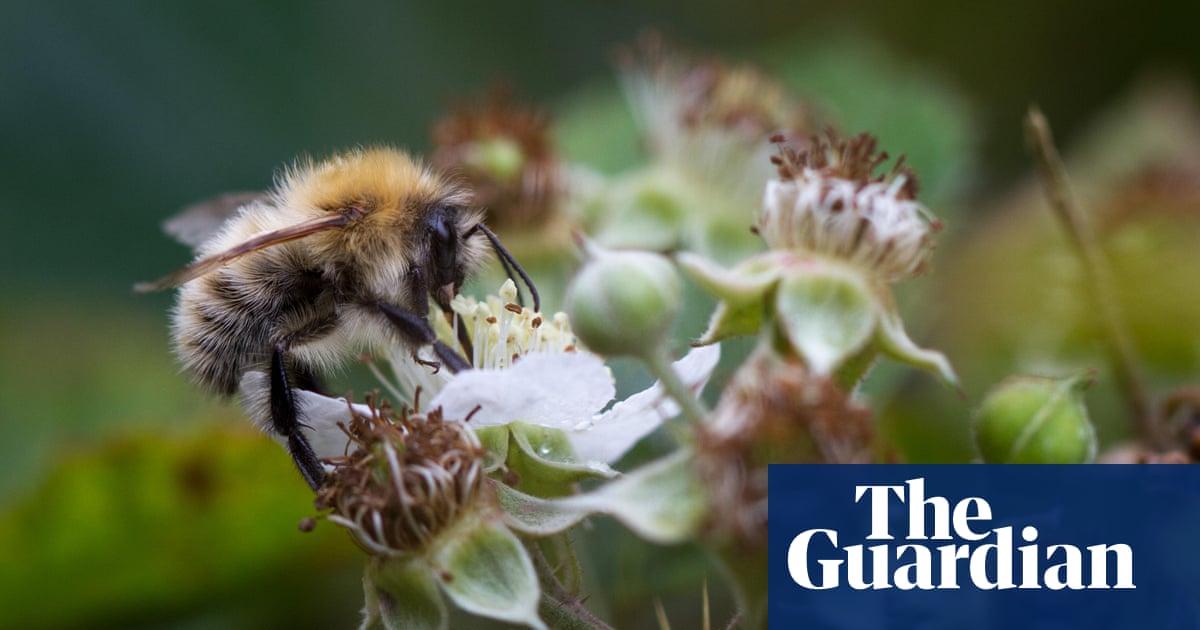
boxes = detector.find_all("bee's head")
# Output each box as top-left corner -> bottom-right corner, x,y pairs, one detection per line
277,146 -> 535,311
421,202 -> 540,314
423,203 -> 487,311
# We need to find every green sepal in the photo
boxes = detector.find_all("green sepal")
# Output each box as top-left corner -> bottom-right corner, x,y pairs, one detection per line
363,556 -> 447,630
873,289 -> 960,388
559,449 -> 706,544
592,168 -> 690,252
688,212 -> 767,267
467,137 -> 525,182
474,425 -> 510,474
773,265 -> 877,375
430,514 -> 547,630
492,479 -> 589,537
677,251 -> 788,344
497,450 -> 706,544
506,422 -> 617,498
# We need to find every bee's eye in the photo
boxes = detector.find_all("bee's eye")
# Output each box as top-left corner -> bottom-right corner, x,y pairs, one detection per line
428,206 -> 460,280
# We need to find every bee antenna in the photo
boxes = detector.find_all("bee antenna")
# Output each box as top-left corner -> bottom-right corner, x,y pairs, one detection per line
477,223 -> 540,313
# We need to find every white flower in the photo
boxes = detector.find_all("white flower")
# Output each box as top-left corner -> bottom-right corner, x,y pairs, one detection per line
239,371 -> 373,462
431,344 -> 720,465
239,281 -> 721,468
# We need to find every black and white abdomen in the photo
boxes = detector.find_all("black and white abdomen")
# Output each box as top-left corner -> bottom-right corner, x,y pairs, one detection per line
171,248 -> 337,395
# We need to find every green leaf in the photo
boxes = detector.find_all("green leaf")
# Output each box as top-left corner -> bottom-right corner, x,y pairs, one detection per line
554,79 -> 643,175
763,35 -> 976,211
430,516 -> 546,630
0,427 -> 354,628
364,556 -> 447,630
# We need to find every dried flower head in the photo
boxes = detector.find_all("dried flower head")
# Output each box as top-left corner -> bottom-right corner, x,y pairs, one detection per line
316,399 -> 486,556
696,349 -> 874,547
431,86 -> 562,230
761,131 -> 942,282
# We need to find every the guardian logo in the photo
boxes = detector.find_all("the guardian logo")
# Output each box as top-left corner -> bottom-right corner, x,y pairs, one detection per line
787,478 -> 1135,591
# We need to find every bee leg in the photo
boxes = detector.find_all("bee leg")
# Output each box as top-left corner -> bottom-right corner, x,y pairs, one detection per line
270,345 -> 325,491
387,267 -> 473,373
377,302 -> 472,374
406,262 -> 475,360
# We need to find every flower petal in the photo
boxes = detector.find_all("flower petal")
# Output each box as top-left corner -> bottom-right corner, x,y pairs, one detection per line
569,344 -> 721,464
238,371 -> 363,461
429,352 -> 614,430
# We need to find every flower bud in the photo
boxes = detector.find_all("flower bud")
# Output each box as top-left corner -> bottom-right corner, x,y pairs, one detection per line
564,247 -> 682,358
973,372 -> 1097,464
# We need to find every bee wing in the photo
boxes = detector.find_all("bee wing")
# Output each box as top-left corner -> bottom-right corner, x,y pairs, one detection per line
163,191 -> 270,250
134,213 -> 350,293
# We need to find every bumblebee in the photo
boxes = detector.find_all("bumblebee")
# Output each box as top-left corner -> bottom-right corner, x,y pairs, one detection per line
138,147 -> 536,489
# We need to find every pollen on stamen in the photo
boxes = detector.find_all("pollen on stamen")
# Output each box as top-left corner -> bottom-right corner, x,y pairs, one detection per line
499,279 -> 519,303
419,281 -> 584,374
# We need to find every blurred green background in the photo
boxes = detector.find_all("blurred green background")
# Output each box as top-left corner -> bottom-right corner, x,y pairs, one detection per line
3,1 -> 1200,628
